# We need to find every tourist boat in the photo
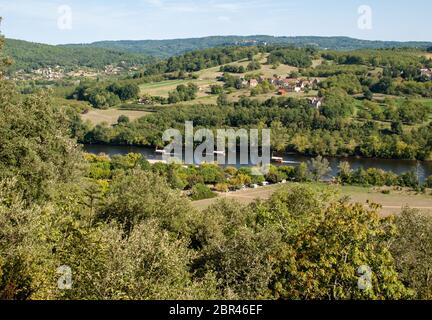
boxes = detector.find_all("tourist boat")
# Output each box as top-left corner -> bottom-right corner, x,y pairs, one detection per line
271,156 -> 284,163
155,148 -> 167,154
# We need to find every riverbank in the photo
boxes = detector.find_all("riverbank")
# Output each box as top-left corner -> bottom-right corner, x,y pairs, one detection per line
192,183 -> 432,216
83,143 -> 432,182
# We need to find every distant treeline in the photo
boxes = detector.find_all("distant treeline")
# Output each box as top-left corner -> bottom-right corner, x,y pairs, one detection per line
64,35 -> 432,57
4,38 -> 155,73
142,46 -> 261,75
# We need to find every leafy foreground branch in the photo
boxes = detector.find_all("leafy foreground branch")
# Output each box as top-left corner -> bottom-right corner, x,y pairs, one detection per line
2,170 -> 426,300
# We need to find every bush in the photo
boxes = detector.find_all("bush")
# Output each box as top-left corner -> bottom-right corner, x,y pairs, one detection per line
265,166 -> 287,184
186,173 -> 204,189
247,61 -> 261,71
117,115 -> 130,124
391,209 -> 432,299
210,85 -> 224,95
190,183 -> 217,201
107,83 -> 140,101
168,83 -> 198,104
220,65 -> 246,74
424,176 -> 432,188
215,183 -> 229,193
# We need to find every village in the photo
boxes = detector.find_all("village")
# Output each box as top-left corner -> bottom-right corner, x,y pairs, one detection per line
8,63 -> 136,81
421,67 -> 432,80
243,74 -> 324,108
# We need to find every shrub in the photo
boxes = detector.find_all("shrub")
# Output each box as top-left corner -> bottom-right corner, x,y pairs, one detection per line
424,176 -> 432,188
215,183 -> 229,193
190,184 -> 217,201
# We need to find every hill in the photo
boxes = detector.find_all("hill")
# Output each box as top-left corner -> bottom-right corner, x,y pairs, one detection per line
6,36 -> 432,75
4,38 -> 155,73
64,35 -> 432,58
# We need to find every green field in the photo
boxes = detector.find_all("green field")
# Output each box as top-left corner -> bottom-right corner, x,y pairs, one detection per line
138,53 -> 312,105
81,108 -> 150,125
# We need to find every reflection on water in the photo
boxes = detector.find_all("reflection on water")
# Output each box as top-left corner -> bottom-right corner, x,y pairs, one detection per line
82,144 -> 432,182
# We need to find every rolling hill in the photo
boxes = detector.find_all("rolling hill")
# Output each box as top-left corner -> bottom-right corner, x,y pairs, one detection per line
4,38 -> 156,73
5,36 -> 432,74
63,35 -> 432,58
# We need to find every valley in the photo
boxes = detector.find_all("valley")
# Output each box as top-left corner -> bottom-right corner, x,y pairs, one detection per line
2,27 -> 432,301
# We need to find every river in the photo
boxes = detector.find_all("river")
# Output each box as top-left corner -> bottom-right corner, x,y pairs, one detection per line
83,144 -> 432,182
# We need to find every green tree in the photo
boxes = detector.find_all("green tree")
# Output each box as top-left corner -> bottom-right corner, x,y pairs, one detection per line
98,170 -> 194,234
391,121 -> 404,135
56,219 -> 220,300
391,209 -> 432,299
190,183 -> 216,201
217,92 -> 229,106
309,155 -> 331,182
270,121 -> 290,152
338,161 -> 353,184
108,83 -> 140,101
210,84 -> 223,95
0,179 -> 48,300
364,87 -> 374,100
294,162 -> 310,182
193,200 -> 279,299
0,86 -> 82,202
117,115 -> 130,125
257,185 -> 411,300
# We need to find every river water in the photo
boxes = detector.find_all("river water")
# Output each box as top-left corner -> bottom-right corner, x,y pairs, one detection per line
83,144 -> 432,181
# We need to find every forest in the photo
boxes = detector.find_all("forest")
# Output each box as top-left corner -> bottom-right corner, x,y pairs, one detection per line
59,35 -> 432,57
4,38 -> 155,73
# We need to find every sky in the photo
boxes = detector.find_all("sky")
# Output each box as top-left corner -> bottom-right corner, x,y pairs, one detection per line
0,0 -> 431,45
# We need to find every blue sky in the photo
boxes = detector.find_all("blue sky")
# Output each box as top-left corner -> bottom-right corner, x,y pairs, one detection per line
0,0 -> 431,44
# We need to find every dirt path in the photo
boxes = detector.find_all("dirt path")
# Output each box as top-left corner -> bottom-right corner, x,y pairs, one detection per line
192,184 -> 432,216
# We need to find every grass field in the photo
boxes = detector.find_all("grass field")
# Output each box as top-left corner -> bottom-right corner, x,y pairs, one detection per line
227,53 -> 298,78
139,63 -> 226,99
422,53 -> 432,59
138,53 -> 304,105
139,79 -> 217,98
192,183 -> 432,216
415,98 -> 432,108
81,109 -> 150,125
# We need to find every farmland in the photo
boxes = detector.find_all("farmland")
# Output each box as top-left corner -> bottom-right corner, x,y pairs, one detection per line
82,108 -> 151,125
138,53 -> 314,106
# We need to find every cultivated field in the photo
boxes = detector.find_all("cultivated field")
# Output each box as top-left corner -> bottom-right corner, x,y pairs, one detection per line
192,183 -> 432,216
81,109 -> 150,125
139,78 -> 219,98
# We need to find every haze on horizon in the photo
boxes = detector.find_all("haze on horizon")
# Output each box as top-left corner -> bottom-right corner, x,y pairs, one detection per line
0,0 -> 431,45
